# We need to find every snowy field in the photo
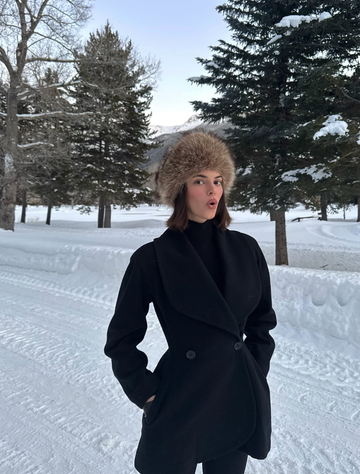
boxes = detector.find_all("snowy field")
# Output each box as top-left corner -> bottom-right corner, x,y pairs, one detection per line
0,204 -> 359,474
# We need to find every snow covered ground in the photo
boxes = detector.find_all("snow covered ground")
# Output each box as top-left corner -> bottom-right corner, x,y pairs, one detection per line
0,204 -> 359,473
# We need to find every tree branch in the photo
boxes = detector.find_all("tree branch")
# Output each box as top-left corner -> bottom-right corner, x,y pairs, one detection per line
0,23 -> 22,31
17,81 -> 70,99
17,111 -> 93,120
25,56 -> 75,64
23,0 -> 35,24
337,87 -> 360,105
17,0 -> 28,40
32,0 -> 51,33
18,141 -> 55,149
27,29 -> 75,54
0,46 -> 14,76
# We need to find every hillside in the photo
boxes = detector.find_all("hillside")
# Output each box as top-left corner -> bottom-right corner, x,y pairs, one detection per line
147,115 -> 232,168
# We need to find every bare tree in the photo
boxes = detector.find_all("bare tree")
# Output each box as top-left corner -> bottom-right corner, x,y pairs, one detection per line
0,0 -> 91,230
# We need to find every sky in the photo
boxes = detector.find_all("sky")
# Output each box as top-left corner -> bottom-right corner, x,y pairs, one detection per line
81,0 -> 231,126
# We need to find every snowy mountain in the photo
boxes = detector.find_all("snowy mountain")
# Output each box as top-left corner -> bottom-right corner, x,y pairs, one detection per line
146,115 -> 232,175
150,114 -> 205,137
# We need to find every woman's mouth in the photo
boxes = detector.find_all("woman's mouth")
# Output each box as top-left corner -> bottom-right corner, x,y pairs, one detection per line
206,199 -> 218,210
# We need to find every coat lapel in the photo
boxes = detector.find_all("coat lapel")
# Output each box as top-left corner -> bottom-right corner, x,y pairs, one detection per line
215,228 -> 261,324
154,226 -> 257,338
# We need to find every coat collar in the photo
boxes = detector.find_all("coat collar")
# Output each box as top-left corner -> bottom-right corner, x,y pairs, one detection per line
153,225 -> 259,338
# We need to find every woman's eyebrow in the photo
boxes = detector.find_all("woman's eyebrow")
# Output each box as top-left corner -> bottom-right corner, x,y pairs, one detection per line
195,174 -> 222,179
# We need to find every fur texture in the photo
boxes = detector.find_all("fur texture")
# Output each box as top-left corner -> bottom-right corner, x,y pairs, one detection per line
155,132 -> 236,206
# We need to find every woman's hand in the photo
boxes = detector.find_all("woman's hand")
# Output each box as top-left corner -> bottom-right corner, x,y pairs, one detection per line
143,395 -> 155,416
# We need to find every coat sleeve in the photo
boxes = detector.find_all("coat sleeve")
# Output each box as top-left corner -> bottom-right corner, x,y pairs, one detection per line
104,249 -> 161,409
244,239 -> 276,377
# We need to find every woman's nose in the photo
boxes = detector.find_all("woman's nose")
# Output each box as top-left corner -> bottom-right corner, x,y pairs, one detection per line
208,184 -> 216,194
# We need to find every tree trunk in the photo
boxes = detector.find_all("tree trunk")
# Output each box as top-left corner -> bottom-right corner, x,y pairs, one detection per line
104,200 -> 111,228
46,196 -> 52,225
269,210 -> 276,221
320,193 -> 328,221
0,83 -> 18,231
98,195 -> 104,228
21,189 -> 27,223
273,210 -> 288,265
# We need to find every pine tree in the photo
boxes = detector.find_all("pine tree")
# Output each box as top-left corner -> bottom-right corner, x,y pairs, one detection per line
272,6 -> 360,222
71,23 -> 159,228
190,1 -> 360,263
18,68 -> 74,224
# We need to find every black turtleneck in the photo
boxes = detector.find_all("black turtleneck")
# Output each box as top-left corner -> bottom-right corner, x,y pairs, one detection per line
184,219 -> 223,294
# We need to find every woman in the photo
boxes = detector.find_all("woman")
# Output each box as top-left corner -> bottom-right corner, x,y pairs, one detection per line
104,132 -> 276,474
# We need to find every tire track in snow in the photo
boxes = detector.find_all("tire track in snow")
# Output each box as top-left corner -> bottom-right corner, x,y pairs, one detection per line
1,273 -> 360,473
0,277 -> 139,473
264,335 -> 360,474
0,269 -> 116,308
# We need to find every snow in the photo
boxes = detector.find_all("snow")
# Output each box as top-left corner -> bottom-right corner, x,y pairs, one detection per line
1,204 -> 360,473
18,142 -> 54,149
319,12 -> 332,22
282,165 -> 332,183
273,12 -> 332,42
314,115 -> 349,140
4,153 -> 15,173
276,14 -> 317,28
150,114 -> 204,137
276,12 -> 332,29
16,111 -> 93,120
267,34 -> 282,45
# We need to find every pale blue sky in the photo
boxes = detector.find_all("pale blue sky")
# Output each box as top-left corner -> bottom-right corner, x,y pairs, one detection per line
82,0 -> 230,125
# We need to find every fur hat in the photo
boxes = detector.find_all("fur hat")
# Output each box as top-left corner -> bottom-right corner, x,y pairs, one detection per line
155,132 -> 236,207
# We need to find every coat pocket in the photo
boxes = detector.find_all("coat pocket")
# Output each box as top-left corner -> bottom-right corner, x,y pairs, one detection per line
143,399 -> 154,416
143,367 -> 173,425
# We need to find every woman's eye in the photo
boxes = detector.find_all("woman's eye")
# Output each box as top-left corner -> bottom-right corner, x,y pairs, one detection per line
194,180 -> 204,185
214,180 -> 222,186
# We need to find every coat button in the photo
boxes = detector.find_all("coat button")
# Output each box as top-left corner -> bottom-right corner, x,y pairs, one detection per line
186,350 -> 196,359
234,341 -> 243,351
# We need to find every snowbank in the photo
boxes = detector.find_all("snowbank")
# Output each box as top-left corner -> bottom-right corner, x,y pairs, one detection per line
0,240 -> 132,278
270,266 -> 360,349
1,236 -> 359,349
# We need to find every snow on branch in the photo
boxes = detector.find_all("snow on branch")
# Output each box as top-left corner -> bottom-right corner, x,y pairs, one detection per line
267,34 -> 282,45
17,111 -> 93,120
18,142 -> 55,149
276,12 -> 332,29
18,81 -> 68,97
282,165 -> 332,183
25,57 -> 76,64
268,11 -> 332,44
313,115 -> 348,140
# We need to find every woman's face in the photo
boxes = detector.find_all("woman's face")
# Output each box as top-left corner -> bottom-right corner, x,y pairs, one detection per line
186,169 -> 224,223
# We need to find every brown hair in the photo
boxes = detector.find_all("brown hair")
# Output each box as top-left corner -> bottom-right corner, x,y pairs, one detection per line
166,184 -> 232,232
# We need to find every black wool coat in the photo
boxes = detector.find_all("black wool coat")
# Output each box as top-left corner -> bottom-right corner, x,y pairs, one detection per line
104,225 -> 277,474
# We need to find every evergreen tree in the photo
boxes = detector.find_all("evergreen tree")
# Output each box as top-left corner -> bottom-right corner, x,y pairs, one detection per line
190,1 -> 360,264
71,23 -> 159,228
273,8 -> 360,222
18,68 -> 74,224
